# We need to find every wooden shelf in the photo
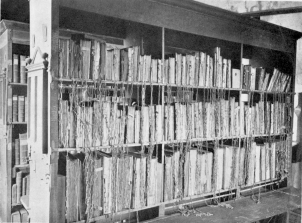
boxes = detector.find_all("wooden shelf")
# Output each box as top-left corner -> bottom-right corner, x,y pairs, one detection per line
56,133 -> 291,152
8,122 -> 27,125
56,78 -> 293,95
8,82 -> 27,86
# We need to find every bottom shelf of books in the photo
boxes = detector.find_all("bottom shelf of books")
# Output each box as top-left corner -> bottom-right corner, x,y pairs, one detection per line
64,138 -> 289,223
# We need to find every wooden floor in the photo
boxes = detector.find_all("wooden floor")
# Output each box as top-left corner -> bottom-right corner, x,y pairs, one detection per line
145,187 -> 301,223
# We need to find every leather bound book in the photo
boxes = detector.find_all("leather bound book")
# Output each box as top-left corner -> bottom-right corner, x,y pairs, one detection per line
175,53 -> 182,85
134,110 -> 141,143
181,55 -> 186,85
12,184 -> 17,205
194,52 -> 200,87
168,57 -> 175,84
18,95 -> 25,123
126,106 -> 135,144
20,55 -> 27,83
106,49 -> 113,81
19,133 -> 28,165
16,171 -> 22,203
250,67 -> 256,90
121,48 -> 129,82
223,146 -> 233,189
155,105 -> 163,142
157,59 -> 162,83
12,95 -> 18,122
199,52 -> 206,87
59,39 -> 69,79
15,138 -> 20,165
164,155 -> 173,201
13,54 -> 20,83
151,59 -> 158,83
80,40 -> 91,79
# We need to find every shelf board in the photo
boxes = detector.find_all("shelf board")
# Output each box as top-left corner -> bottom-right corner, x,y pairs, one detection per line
8,82 -> 27,86
57,133 -> 291,152
55,78 -> 293,94
8,122 -> 27,125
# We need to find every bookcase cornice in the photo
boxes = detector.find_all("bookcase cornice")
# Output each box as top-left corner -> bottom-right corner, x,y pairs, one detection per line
59,0 -> 302,53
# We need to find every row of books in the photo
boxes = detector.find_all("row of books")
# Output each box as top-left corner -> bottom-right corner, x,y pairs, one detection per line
242,65 -> 291,92
13,133 -> 28,166
11,95 -> 28,123
243,100 -> 287,136
59,39 -> 238,88
59,38 -> 293,93
66,153 -> 163,222
12,171 -> 29,205
59,98 -> 288,148
12,54 -> 27,84
65,140 -> 286,221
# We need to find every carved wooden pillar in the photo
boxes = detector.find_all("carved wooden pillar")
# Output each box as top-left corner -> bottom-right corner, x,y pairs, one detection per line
28,0 -> 59,222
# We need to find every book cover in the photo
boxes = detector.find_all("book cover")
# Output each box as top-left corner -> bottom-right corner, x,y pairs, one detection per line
12,184 -> 17,205
19,133 -> 28,165
199,52 -> 206,87
250,67 -> 256,90
206,150 -> 213,193
223,146 -> 233,189
20,55 -> 27,83
255,144 -> 261,183
168,57 -> 175,84
12,95 -> 18,122
215,147 -> 224,191
232,69 -> 240,89
151,59 -> 158,83
126,106 -> 135,144
181,55 -> 186,85
141,106 -> 150,144
188,149 -> 197,196
149,106 -> 155,143
157,59 -> 162,83
175,53 -> 182,85
18,95 -> 25,123
16,171 -> 22,203
194,52 -> 200,86
164,155 -> 172,201
80,40 -> 91,79
134,110 -> 141,143
15,138 -> 20,165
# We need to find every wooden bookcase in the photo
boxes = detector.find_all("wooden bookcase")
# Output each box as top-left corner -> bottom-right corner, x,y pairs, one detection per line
0,20 -> 30,222
26,0 -> 302,222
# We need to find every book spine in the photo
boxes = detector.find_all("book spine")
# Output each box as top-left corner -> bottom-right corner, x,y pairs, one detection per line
20,55 -> 27,83
18,96 -> 25,122
16,171 -> 22,203
12,95 -> 18,122
13,54 -> 20,83
15,139 -> 20,165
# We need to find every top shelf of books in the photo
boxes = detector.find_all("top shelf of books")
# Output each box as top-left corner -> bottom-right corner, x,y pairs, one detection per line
58,35 -> 293,94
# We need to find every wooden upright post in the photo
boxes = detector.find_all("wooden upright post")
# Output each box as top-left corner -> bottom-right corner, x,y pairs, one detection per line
27,0 -> 59,222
